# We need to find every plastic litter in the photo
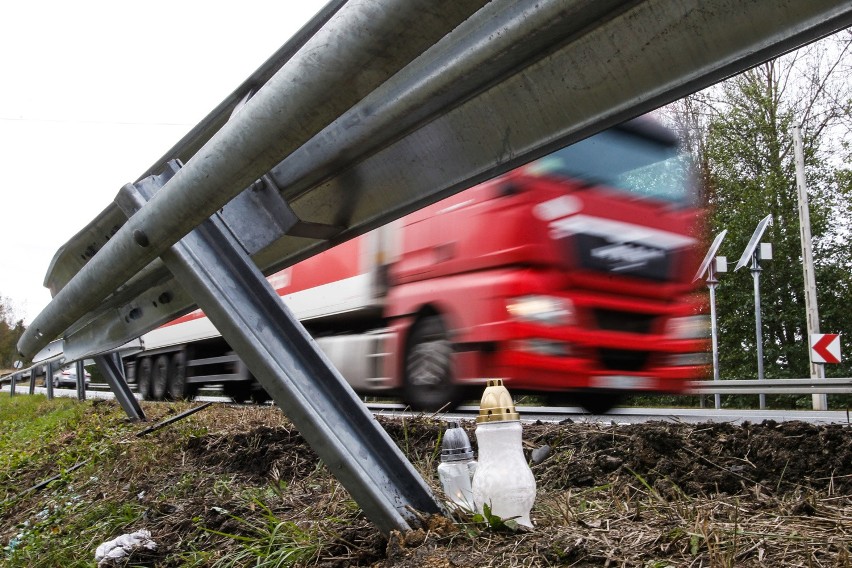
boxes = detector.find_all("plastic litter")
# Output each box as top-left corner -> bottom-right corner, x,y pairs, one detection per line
94,529 -> 157,567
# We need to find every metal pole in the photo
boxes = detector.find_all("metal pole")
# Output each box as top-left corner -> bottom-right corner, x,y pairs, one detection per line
708,270 -> 721,409
45,361 -> 54,400
75,359 -> 86,401
10,373 -> 16,397
793,125 -> 827,411
28,365 -> 36,395
750,254 -> 766,409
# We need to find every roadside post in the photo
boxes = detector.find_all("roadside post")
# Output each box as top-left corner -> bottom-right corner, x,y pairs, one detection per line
75,359 -> 87,401
45,361 -> 54,401
10,361 -> 22,397
28,365 -> 36,395
793,125 -> 828,410
693,230 -> 727,409
734,215 -> 772,409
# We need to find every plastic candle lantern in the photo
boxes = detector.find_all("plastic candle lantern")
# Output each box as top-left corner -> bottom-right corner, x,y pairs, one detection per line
437,421 -> 477,510
471,379 -> 536,527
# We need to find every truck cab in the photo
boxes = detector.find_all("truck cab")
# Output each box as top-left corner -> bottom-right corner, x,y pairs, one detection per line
386,118 -> 708,410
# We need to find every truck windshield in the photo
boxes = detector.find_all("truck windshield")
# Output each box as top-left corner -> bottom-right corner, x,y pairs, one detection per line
527,127 -> 695,205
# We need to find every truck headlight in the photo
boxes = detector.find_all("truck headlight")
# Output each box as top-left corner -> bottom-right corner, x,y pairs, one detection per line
506,295 -> 575,326
665,315 -> 710,339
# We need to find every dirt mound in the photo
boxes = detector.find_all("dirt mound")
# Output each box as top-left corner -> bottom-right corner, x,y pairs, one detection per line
168,410 -> 852,502
528,419 -> 852,496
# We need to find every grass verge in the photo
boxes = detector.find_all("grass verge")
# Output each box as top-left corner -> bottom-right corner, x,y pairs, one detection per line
0,395 -> 850,567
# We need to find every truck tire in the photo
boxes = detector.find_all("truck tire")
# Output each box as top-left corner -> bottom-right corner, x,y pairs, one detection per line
151,356 -> 169,401
137,357 -> 153,401
403,314 -> 461,411
167,352 -> 193,400
124,360 -> 136,385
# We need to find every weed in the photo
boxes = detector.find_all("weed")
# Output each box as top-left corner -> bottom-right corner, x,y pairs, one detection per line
206,497 -> 330,567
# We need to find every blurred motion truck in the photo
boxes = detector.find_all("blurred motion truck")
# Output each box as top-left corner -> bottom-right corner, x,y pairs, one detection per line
125,117 -> 708,412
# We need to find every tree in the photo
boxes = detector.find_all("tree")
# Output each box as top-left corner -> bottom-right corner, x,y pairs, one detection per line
0,295 -> 26,369
662,32 -> 852,400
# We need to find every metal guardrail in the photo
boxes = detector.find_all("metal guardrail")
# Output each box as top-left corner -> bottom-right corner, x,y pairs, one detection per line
7,373 -> 852,397
20,0 -> 852,363
688,378 -> 852,395
12,0 -> 852,536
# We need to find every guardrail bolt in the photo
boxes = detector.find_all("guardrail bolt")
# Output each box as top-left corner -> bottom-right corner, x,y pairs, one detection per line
133,230 -> 150,247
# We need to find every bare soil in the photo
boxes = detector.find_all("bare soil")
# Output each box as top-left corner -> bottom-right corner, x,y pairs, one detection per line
157,408 -> 852,568
5,402 -> 852,566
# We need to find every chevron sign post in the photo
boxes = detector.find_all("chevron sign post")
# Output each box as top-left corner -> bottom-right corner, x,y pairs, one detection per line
811,334 -> 841,364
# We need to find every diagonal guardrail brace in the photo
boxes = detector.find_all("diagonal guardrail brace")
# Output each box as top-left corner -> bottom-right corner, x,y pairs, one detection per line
95,352 -> 146,421
115,172 -> 441,533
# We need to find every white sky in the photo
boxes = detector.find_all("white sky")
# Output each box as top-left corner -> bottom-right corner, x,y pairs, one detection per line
0,0 -> 328,323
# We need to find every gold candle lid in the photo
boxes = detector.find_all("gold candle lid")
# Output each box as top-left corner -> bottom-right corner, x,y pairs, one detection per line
476,379 -> 520,423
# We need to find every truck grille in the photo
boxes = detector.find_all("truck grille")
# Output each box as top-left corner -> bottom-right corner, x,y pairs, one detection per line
575,234 -> 673,281
594,309 -> 655,334
599,348 -> 650,371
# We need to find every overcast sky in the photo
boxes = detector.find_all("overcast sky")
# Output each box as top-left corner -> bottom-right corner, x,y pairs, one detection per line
0,0 -> 327,323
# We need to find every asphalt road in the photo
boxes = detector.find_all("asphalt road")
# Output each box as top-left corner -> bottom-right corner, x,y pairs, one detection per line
5,384 -> 849,425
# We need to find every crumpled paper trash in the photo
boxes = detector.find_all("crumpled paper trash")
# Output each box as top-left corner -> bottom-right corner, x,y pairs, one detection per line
94,529 -> 157,566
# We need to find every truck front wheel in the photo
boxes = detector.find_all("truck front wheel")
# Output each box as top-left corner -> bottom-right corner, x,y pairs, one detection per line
403,315 -> 460,412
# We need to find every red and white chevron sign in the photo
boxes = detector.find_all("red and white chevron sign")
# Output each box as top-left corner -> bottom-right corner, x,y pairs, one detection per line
810,334 -> 841,364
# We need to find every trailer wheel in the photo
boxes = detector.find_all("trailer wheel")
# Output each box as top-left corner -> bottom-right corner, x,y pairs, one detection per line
167,352 -> 193,400
151,356 -> 169,401
137,357 -> 153,401
403,315 -> 460,411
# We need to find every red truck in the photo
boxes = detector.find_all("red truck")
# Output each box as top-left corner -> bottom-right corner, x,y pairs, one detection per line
125,117 -> 709,412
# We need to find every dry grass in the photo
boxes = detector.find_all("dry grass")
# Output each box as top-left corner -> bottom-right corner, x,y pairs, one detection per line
1,398 -> 850,567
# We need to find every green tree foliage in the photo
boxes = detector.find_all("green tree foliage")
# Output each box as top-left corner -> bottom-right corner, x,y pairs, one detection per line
664,33 -> 852,391
0,295 -> 26,369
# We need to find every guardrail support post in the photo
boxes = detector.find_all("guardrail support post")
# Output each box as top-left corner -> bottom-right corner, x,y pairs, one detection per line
10,373 -> 16,397
28,365 -> 36,395
115,176 -> 441,533
94,353 -> 146,421
75,359 -> 87,401
45,361 -> 54,400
